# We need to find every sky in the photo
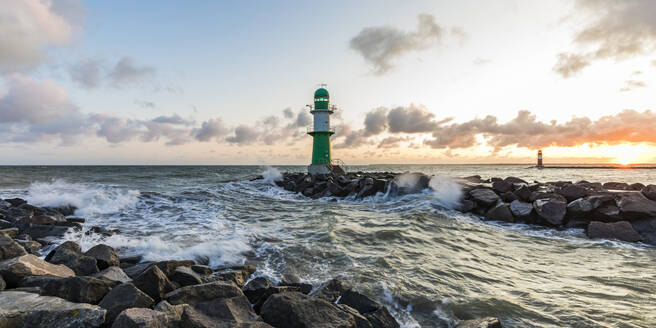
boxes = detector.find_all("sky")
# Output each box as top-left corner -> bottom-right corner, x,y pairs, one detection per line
1,0 -> 655,165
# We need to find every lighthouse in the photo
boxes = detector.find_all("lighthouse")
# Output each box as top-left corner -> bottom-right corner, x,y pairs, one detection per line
537,150 -> 543,168
307,87 -> 336,175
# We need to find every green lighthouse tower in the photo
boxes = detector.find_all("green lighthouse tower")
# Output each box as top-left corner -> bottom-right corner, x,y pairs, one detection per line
308,87 -> 335,175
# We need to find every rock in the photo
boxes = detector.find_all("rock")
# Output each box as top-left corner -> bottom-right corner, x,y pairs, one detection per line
95,266 -> 132,284
587,221 -> 642,242
0,228 -> 19,238
191,265 -> 213,276
261,292 -> 356,328
189,295 -> 259,324
0,234 -> 28,260
252,286 -> 301,314
485,203 -> 514,222
47,247 -> 99,276
0,219 -> 12,229
18,275 -> 64,289
27,224 -> 70,240
513,185 -> 531,202
111,308 -> 168,328
509,200 -> 533,219
16,239 -> 42,254
566,198 -> 593,218
462,175 -> 484,183
123,262 -> 154,279
338,304 -> 373,328
504,177 -> 527,184
469,189 -> 500,207
41,276 -> 117,304
154,300 -> 189,323
210,269 -> 250,287
492,180 -> 513,194
338,290 -> 381,314
457,317 -> 502,328
165,280 -> 244,305
132,265 -> 174,302
628,183 -> 645,191
280,281 -> 313,295
0,291 -> 106,328
533,199 -> 567,225
456,199 -> 475,212
556,184 -> 588,202
0,254 -> 74,286
4,198 -> 27,207
529,191 -> 566,203
99,283 -> 155,324
603,182 -> 629,190
499,191 -> 518,203
617,192 -> 656,220
85,244 -> 120,270
364,306 -> 400,328
641,185 -> 656,201
631,218 -> 656,245
45,241 -> 82,261
169,265 -> 203,287
243,276 -> 274,304
0,274 -> 4,291
593,205 -> 622,222
310,278 -> 351,302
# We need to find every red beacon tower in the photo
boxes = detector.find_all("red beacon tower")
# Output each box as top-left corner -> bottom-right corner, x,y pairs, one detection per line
537,150 -> 543,168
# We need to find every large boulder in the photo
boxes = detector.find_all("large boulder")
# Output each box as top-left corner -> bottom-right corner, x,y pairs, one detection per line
310,278 -> 351,302
41,276 -> 117,304
0,290 -> 106,328
492,180 -> 512,194
566,198 -> 593,218
631,218 -> 656,245
0,228 -> 18,238
0,234 -> 27,260
533,199 -> 566,225
641,185 -> 656,201
364,307 -> 400,328
132,265 -> 174,302
44,241 -> 81,261
169,265 -> 203,287
207,269 -> 251,287
0,274 -> 5,291
556,184 -> 587,202
164,280 -> 244,305
337,290 -> 381,315
469,189 -> 500,207
457,317 -> 502,328
47,247 -> 99,276
593,205 -> 623,222
153,300 -> 189,325
99,283 -> 155,325
188,295 -> 259,324
603,182 -> 629,190
16,239 -> 42,254
111,308 -> 167,328
0,254 -> 74,286
617,193 -> 656,220
512,185 -> 532,202
260,292 -> 356,328
243,276 -> 274,304
509,200 -> 533,219
337,304 -> 373,328
85,244 -> 120,270
94,266 -> 132,284
485,203 -> 514,222
587,221 -> 642,242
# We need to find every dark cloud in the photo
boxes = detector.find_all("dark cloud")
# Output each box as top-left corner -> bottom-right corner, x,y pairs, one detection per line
555,0 -> 656,77
226,125 -> 260,145
194,118 -> 230,142
363,107 -> 388,136
619,79 -> 647,92
283,107 -> 294,119
387,104 -> 451,133
350,14 -> 463,74
151,114 -> 194,126
108,57 -> 156,86
378,136 -> 410,148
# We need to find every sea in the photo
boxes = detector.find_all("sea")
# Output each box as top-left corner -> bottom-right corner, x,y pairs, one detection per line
0,165 -> 654,328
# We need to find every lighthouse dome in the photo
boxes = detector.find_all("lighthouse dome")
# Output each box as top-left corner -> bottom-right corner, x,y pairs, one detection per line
314,88 -> 329,98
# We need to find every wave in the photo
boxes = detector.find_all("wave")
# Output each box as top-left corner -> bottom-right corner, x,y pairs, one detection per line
25,179 -> 140,216
261,166 -> 283,185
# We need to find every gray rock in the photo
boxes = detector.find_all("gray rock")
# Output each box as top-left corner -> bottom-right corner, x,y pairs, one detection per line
504,177 -> 527,184
94,266 -> 132,284
206,269 -> 250,287
509,200 -> 533,219
191,295 -> 259,324
99,283 -> 155,325
364,307 -> 400,328
628,183 -> 645,191
593,204 -> 623,222
0,274 -> 4,291
47,247 -> 99,276
617,192 -> 656,220
533,199 -> 567,225
587,221 -> 642,242
111,308 -> 168,328
603,182 -> 629,190
338,304 -> 373,328
310,278 -> 351,302
16,239 -> 42,254
469,188 -> 500,207
492,180 -> 512,194
41,276 -> 117,304
0,228 -> 19,238
631,218 -> 656,245
45,241 -> 81,261
0,254 -> 74,286
153,300 -> 189,324
456,199 -> 475,212
18,275 -> 64,289
641,185 -> 656,201
566,198 -> 593,218
85,244 -> 120,270
191,265 -> 213,276
132,264 -> 174,302
243,276 -> 274,304
169,265 -> 203,287
261,292 -> 356,328
485,203 -> 514,222
499,191 -> 518,203
457,317 -> 502,328
0,219 -> 13,229
27,224 -> 70,240
513,185 -> 531,202
556,184 -> 587,202
0,234 -> 28,260
165,280 -> 244,305
338,290 -> 381,315
0,291 -> 106,328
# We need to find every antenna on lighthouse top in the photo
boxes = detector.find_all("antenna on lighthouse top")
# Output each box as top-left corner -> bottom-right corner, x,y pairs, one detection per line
317,83 -> 327,88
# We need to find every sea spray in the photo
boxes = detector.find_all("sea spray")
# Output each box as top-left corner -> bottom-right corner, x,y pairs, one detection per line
429,175 -> 462,209
262,166 -> 283,185
26,179 -> 140,216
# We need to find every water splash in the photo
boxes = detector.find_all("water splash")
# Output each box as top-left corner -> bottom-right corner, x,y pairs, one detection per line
429,175 -> 462,209
25,179 -> 139,216
262,166 -> 283,185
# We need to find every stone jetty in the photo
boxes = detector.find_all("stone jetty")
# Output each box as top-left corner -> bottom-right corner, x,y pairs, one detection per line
0,197 -> 500,327
275,171 -> 656,245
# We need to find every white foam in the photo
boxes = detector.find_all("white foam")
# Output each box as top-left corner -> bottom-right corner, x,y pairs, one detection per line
261,166 -> 283,185
25,179 -> 139,216
429,175 -> 463,210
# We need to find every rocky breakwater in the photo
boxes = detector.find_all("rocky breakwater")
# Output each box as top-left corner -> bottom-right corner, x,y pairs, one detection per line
0,197 -> 500,327
275,171 -> 656,246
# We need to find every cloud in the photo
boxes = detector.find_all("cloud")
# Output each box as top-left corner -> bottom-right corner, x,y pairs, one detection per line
350,14 -> 463,74
619,79 -> 647,92
0,0 -> 77,72
226,125 -> 260,145
91,114 -> 142,143
387,104 -> 450,133
194,118 -> 230,142
68,58 -> 104,88
378,136 -> 410,148
555,0 -> 656,77
283,107 -> 294,119
363,107 -> 388,136
151,114 -> 193,126
134,99 -> 156,109
108,57 -> 156,86
0,74 -> 78,124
